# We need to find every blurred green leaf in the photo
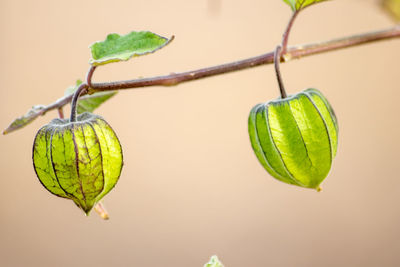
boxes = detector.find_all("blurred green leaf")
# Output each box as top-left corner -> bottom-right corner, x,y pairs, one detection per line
382,0 -> 400,21
89,31 -> 173,66
283,0 -> 329,11
65,80 -> 117,114
3,105 -> 45,134
64,79 -> 83,96
204,256 -> 224,267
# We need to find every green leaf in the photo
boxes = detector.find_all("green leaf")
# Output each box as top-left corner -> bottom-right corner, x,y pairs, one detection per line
65,80 -> 117,114
282,0 -> 330,11
204,256 -> 224,267
3,105 -> 45,134
89,31 -> 173,66
382,0 -> 400,21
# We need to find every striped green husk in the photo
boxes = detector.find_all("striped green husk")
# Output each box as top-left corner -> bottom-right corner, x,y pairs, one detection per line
33,112 -> 123,214
248,88 -> 338,190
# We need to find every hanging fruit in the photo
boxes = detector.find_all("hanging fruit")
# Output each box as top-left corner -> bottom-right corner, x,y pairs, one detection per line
248,46 -> 338,190
32,85 -> 123,214
248,88 -> 338,190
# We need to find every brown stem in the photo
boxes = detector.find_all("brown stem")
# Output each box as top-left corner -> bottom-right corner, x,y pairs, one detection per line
86,66 -> 97,89
70,67 -> 95,122
3,25 -> 400,134
274,46 -> 287,99
57,107 -> 64,119
275,10 -> 299,98
281,11 -> 299,55
70,83 -> 88,122
90,25 -> 400,92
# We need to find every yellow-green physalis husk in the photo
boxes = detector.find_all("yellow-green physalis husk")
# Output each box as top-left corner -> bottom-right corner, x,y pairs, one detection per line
248,88 -> 338,190
32,112 -> 123,214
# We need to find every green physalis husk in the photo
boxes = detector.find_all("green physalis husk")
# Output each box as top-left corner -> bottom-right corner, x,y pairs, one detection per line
248,88 -> 338,190
32,112 -> 123,214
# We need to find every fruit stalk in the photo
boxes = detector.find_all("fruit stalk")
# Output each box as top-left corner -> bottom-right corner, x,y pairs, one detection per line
274,45 -> 287,99
70,83 -> 88,122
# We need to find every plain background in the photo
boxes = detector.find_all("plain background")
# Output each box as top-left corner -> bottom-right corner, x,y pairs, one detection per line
1,0 -> 399,266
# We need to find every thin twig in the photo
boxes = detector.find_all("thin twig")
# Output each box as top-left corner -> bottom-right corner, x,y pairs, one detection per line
86,66 -> 97,88
274,10 -> 300,98
281,11 -> 299,55
274,46 -> 287,99
3,25 -> 400,134
90,25 -> 400,92
57,107 -> 64,119
70,83 -> 88,122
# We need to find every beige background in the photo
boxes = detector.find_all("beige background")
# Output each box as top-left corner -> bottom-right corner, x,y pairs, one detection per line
1,0 -> 399,266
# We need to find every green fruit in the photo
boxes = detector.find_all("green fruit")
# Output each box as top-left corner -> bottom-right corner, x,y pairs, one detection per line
32,112 -> 123,214
248,88 -> 338,190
